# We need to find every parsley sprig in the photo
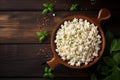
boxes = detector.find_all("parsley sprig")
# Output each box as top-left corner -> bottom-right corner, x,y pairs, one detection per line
36,30 -> 48,43
70,4 -> 79,11
43,67 -> 54,79
42,3 -> 54,14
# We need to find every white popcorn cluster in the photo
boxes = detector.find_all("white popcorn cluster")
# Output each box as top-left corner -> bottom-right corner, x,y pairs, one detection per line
54,18 -> 102,66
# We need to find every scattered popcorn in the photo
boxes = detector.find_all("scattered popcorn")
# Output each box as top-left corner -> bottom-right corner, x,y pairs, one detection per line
55,18 -> 101,66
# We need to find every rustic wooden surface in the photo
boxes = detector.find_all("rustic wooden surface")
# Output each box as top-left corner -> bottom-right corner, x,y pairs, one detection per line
0,0 -> 120,80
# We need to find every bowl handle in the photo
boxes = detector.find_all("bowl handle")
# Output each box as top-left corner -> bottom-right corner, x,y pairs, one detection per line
47,56 -> 60,70
97,8 -> 111,21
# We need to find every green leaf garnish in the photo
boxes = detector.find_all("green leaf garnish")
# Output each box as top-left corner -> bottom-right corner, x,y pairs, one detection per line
43,73 -> 48,78
113,52 -> 120,65
48,3 -> 54,8
110,39 -> 120,53
48,68 -> 52,73
43,66 -> 54,79
39,35 -> 45,43
43,31 -> 48,36
90,74 -> 97,80
36,30 -> 48,43
42,8 -> 49,14
103,76 -> 111,80
70,4 -> 79,11
44,67 -> 48,73
42,3 -> 54,14
43,3 -> 49,7
36,31 -> 42,36
103,56 -> 115,67
48,73 -> 54,78
48,7 -> 53,12
105,30 -> 114,50
110,67 -> 120,80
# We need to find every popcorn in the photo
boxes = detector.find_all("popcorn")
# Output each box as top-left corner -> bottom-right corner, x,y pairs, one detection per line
54,18 -> 101,66
76,62 -> 81,66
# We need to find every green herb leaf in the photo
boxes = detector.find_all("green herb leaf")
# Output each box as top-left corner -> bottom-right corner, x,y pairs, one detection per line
113,52 -> 120,65
90,74 -> 97,80
70,7 -> 75,11
48,68 -> 52,73
48,73 -> 54,78
110,67 -> 120,80
42,8 -> 49,14
105,30 -> 114,50
43,3 -> 49,7
103,56 -> 115,67
39,35 -> 45,43
43,31 -> 48,36
44,67 -> 48,73
117,67 -> 120,71
36,30 -> 48,43
110,39 -> 120,53
42,3 -> 54,14
43,73 -> 48,78
48,7 -> 53,12
101,67 -> 111,75
103,76 -> 112,80
48,3 -> 54,8
70,4 -> 79,11
97,64 -> 112,75
74,4 -> 79,8
36,31 -> 42,36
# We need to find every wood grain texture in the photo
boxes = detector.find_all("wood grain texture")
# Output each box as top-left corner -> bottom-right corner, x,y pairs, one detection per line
0,0 -> 119,11
0,11 -> 120,43
0,44 -> 51,77
0,78 -> 90,80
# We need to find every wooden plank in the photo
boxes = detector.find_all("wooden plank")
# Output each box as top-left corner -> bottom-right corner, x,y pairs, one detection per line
0,78 -> 90,80
0,44 -> 94,77
0,0 -> 119,11
0,11 -> 96,43
0,44 -> 51,77
0,11 -> 120,43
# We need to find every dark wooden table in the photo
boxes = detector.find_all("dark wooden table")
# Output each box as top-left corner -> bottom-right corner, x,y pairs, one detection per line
0,0 -> 120,80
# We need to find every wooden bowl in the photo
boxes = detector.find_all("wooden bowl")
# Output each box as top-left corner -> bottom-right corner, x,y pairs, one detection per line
47,8 -> 111,69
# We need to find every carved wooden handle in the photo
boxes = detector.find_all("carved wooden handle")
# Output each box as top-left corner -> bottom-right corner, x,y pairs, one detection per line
47,56 -> 60,70
97,8 -> 111,21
